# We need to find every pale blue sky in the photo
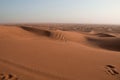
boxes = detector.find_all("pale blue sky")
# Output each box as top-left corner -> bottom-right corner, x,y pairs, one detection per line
0,0 -> 120,24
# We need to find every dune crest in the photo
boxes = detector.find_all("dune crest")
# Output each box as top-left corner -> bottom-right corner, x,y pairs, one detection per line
0,26 -> 120,52
20,26 -> 87,42
0,26 -> 37,39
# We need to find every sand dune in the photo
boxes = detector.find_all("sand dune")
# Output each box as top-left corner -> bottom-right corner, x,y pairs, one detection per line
20,26 -> 120,51
20,26 -> 88,43
93,33 -> 115,37
20,26 -> 52,37
0,26 -> 38,40
86,35 -> 120,51
0,25 -> 120,80
88,30 -> 120,51
20,26 -> 68,41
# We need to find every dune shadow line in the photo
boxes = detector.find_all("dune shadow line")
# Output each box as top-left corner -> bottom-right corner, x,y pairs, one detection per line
20,26 -> 52,37
0,58 -> 70,80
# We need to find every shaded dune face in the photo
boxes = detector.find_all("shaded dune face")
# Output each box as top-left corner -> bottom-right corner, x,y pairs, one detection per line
86,37 -> 120,52
20,26 -> 68,41
20,26 -> 52,37
19,26 -> 88,42
94,33 -> 115,37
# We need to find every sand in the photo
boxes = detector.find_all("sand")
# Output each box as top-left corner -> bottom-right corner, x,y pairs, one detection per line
0,25 -> 120,80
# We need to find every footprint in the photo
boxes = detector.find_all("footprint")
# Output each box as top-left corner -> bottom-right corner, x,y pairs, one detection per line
0,73 -> 18,80
105,65 -> 120,80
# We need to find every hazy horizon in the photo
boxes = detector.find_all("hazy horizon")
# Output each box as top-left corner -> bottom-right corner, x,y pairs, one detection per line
0,0 -> 120,24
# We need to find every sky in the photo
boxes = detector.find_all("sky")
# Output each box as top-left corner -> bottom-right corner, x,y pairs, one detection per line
0,0 -> 120,24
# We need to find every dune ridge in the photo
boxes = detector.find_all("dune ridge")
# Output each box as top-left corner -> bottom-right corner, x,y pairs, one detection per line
20,26 -> 68,41
19,26 -> 120,52
0,26 -> 120,52
0,26 -> 38,39
20,26 -> 52,37
20,26 -> 87,42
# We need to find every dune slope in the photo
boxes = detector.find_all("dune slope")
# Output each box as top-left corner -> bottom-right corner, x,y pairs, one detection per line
20,26 -> 120,52
0,26 -> 120,80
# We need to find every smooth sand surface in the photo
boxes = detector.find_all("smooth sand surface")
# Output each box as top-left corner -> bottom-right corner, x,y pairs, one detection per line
0,26 -> 120,80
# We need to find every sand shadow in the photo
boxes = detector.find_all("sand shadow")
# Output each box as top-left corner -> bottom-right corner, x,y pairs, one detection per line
20,26 -> 52,37
105,65 -> 120,80
94,33 -> 115,37
0,73 -> 18,80
86,37 -> 120,52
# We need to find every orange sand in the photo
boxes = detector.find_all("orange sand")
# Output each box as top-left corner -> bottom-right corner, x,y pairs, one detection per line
0,26 -> 120,80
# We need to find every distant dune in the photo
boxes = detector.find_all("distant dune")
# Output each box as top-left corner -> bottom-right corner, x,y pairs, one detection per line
0,25 -> 120,80
20,26 -> 120,51
94,33 -> 115,37
86,36 -> 120,51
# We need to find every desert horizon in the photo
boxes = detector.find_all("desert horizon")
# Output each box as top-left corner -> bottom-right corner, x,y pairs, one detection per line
1,0 -> 120,80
